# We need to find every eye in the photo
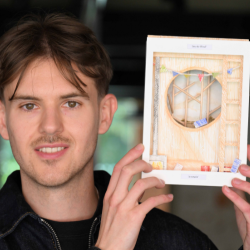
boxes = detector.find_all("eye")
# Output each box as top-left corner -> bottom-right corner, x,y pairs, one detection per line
65,101 -> 79,108
22,103 -> 37,111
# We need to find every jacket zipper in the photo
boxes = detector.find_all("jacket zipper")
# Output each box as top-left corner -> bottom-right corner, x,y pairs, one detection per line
40,218 -> 62,250
88,217 -> 98,248
39,216 -> 99,249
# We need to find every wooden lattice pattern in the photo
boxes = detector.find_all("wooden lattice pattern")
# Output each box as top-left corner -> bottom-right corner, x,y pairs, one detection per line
167,71 -> 221,128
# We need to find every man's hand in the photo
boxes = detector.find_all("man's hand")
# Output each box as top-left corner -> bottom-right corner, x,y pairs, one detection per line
95,144 -> 173,250
222,145 -> 250,249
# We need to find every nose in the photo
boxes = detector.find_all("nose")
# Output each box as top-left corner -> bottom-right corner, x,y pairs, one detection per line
39,105 -> 63,135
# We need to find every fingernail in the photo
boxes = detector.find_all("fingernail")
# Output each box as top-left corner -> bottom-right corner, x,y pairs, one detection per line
224,186 -> 231,192
167,194 -> 174,199
135,144 -> 144,151
160,179 -> 165,185
233,178 -> 242,185
241,165 -> 249,171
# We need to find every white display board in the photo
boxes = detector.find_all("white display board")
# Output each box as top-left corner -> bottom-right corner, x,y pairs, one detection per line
142,36 -> 250,186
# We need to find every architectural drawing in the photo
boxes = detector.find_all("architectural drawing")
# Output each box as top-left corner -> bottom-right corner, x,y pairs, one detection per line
143,36 -> 249,186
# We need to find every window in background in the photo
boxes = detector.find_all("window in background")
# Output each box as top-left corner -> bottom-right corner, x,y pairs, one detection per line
0,138 -> 19,188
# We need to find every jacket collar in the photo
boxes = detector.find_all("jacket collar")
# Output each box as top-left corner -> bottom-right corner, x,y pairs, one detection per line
0,170 -> 110,236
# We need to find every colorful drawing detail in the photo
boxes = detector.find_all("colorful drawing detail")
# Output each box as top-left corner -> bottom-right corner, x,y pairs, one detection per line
159,65 -> 240,79
150,161 -> 164,170
231,159 -> 241,173
211,166 -> 219,172
194,118 -> 208,128
201,166 -> 210,171
174,163 -> 184,171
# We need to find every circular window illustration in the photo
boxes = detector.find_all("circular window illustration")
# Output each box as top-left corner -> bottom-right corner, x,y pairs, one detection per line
167,70 -> 222,128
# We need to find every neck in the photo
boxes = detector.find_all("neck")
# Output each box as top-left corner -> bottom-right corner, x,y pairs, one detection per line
21,162 -> 98,222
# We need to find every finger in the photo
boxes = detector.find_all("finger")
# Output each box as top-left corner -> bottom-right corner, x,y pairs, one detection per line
110,160 -> 152,205
105,144 -> 144,198
101,144 -> 145,236
138,191 -> 145,202
222,185 -> 250,223
231,189 -> 247,242
230,187 -> 247,214
133,194 -> 173,217
239,165 -> 250,178
230,186 -> 247,217
227,187 -> 248,242
231,187 -> 246,199
232,178 -> 250,195
123,177 -> 165,208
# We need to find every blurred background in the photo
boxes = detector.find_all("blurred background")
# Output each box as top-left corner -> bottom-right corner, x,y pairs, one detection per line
0,0 -> 250,249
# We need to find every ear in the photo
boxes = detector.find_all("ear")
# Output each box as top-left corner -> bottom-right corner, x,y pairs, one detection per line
98,94 -> 117,134
0,100 -> 9,140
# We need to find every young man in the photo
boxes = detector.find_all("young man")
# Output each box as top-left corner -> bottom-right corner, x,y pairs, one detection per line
0,13 -> 249,250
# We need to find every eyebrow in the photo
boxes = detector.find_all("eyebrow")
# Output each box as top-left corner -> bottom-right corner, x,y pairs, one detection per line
10,95 -> 41,102
60,92 -> 89,99
9,92 -> 89,102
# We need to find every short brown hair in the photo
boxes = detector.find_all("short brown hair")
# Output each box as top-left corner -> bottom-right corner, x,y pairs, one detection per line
0,13 -> 112,101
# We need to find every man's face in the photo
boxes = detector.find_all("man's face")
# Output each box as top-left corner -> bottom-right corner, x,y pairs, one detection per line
0,58 -> 102,187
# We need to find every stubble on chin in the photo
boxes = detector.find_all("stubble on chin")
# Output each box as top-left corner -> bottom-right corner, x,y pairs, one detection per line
43,159 -> 58,166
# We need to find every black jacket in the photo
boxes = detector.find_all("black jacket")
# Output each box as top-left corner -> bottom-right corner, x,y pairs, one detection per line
0,170 -> 220,250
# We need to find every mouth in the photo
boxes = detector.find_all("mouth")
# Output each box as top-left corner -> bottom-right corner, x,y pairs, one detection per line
38,147 -> 66,153
35,144 -> 69,159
